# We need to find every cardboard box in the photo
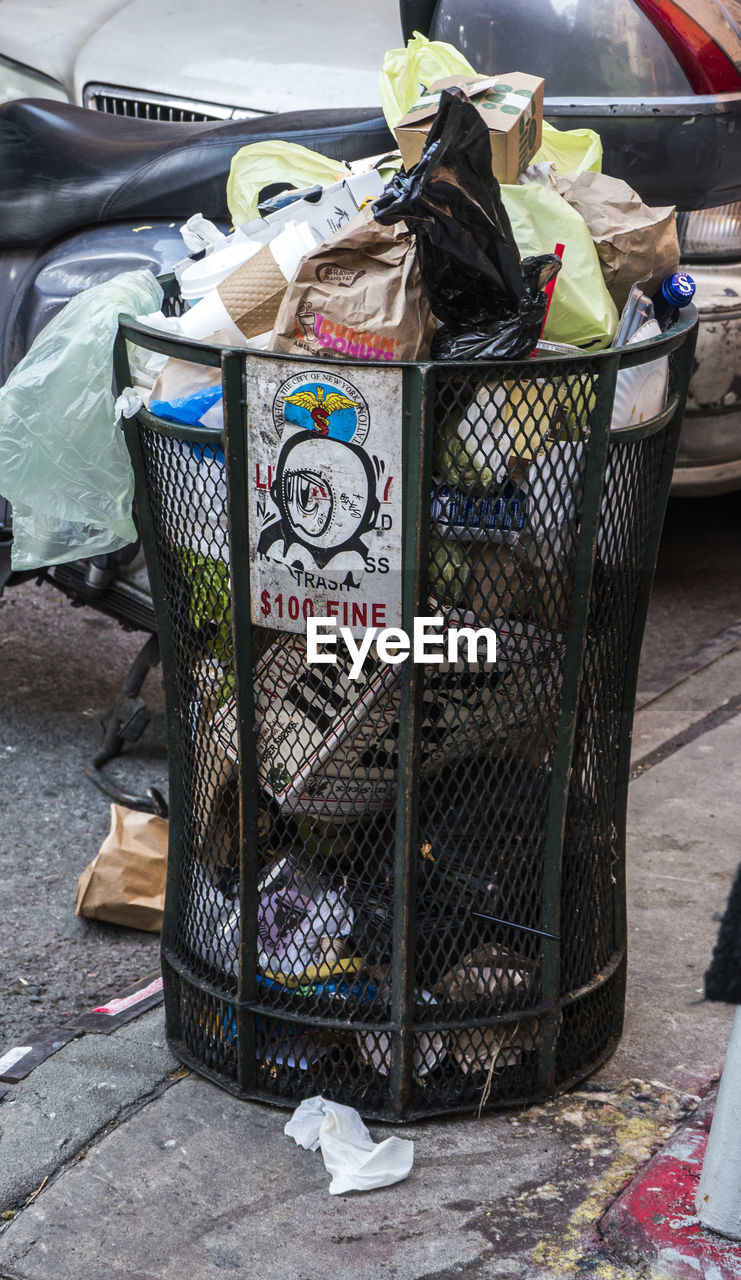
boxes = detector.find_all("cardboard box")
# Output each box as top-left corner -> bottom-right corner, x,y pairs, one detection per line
395,73 -> 545,184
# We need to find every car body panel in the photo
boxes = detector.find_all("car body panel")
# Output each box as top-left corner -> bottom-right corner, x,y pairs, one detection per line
671,455 -> 741,495
671,259 -> 741,493
0,0 -> 402,113
0,222 -> 188,382
432,0 -> 696,95
544,96 -> 741,211
0,0 -> 122,89
672,0 -> 741,62
428,0 -> 741,210
681,261 -> 741,417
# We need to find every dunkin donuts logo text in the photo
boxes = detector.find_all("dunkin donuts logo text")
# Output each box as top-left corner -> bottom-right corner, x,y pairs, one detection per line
294,306 -> 402,362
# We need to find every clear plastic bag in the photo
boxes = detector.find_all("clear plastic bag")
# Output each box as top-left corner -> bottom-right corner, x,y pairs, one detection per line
0,269 -> 162,570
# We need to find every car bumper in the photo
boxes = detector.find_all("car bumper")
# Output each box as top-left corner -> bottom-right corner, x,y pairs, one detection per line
671,260 -> 741,496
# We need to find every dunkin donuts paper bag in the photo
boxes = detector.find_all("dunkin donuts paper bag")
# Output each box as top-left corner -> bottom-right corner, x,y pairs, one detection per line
269,205 -> 435,363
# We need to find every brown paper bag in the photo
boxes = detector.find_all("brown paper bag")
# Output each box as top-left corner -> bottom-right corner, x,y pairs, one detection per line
558,171 -> 680,311
269,205 -> 436,362
75,804 -> 168,932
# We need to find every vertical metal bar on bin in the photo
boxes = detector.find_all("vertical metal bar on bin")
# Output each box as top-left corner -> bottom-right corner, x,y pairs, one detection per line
114,326 -> 186,1044
221,348 -> 260,1093
536,351 -> 620,1097
389,362 -> 435,1119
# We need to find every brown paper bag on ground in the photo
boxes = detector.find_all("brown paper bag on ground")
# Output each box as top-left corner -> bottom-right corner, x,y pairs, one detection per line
558,171 -> 680,312
269,205 -> 436,362
75,804 -> 168,932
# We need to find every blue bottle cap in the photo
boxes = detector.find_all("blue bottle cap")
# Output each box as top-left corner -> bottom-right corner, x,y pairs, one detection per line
661,272 -> 696,307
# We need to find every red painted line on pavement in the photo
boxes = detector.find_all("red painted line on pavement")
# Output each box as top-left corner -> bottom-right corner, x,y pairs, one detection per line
603,1102 -> 741,1278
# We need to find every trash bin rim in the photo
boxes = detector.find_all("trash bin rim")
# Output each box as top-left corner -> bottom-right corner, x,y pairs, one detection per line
118,279 -> 697,376
120,296 -> 697,449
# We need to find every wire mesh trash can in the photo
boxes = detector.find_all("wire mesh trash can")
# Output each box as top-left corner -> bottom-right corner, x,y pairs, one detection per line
117,296 -> 697,1121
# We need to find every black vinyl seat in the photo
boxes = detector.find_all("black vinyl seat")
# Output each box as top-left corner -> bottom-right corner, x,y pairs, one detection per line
0,99 -> 394,248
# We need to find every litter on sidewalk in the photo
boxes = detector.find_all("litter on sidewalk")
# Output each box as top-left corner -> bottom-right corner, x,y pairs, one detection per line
284,1095 -> 414,1194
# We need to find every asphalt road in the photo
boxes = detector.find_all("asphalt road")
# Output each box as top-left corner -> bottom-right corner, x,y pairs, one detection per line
1,486 -> 739,1051
1,583 -> 165,1050
638,488 -> 741,690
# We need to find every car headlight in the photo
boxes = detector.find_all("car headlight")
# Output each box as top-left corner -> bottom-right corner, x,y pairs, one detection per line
0,55 -> 68,107
677,202 -> 741,259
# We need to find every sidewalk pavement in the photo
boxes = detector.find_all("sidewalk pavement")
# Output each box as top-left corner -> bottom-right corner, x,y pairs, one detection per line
1,640 -> 740,1280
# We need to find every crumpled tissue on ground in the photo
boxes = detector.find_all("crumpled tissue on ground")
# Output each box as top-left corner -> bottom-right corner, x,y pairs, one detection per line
284,1095 -> 414,1195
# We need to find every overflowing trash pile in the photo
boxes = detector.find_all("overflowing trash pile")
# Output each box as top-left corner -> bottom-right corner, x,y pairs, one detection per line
130,38 -> 692,430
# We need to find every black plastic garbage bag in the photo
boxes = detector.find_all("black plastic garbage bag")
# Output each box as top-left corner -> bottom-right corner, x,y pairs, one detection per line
433,255 -> 561,360
374,88 -> 560,359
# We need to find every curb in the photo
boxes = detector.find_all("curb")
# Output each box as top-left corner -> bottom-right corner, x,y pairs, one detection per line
601,1095 -> 741,1279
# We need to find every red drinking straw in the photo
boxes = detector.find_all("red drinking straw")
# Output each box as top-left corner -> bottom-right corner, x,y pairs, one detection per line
540,242 -> 565,339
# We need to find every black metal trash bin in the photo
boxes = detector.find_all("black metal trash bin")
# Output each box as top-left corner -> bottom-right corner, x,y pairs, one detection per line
117,301 -> 697,1121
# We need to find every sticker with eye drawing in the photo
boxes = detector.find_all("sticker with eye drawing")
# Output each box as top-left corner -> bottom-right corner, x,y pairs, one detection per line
260,433 -> 379,565
247,359 -> 403,636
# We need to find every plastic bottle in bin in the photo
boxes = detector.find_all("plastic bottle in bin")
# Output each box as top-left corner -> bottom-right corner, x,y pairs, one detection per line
652,272 -> 695,331
430,483 -> 527,542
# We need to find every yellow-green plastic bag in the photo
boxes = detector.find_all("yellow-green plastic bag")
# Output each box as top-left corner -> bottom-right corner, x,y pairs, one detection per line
501,182 -> 618,349
226,141 -> 349,227
379,31 -> 476,131
533,120 -> 603,177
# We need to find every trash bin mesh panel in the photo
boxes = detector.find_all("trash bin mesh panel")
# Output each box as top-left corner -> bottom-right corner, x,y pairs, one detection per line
140,360 -> 613,1104
176,973 -> 239,1082
556,957 -> 626,1087
126,321 -> 693,1117
410,363 -> 595,1074
136,425 -> 241,994
560,428 -> 666,997
429,363 -> 593,637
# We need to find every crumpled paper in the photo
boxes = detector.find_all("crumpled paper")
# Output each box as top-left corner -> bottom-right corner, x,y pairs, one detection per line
284,1095 -> 413,1195
558,170 -> 679,311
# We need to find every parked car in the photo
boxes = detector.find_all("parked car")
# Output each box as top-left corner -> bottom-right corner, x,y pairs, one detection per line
0,0 -> 402,116
1,0 -> 740,492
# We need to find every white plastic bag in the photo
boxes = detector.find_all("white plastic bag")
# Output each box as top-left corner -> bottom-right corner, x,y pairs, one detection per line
0,268 -> 162,569
285,1095 -> 414,1195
